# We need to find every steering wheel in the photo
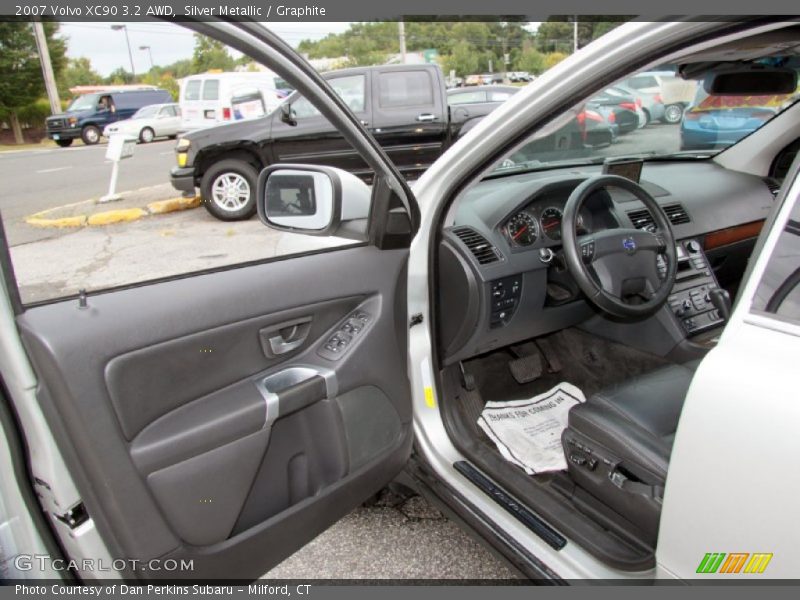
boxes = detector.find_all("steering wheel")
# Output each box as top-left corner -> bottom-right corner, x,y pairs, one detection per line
562,175 -> 677,319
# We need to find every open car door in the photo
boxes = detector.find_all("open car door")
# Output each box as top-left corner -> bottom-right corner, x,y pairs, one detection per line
1,21 -> 417,581
657,155 -> 800,579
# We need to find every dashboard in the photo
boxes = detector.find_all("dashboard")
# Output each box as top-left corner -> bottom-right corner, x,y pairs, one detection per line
437,160 -> 776,365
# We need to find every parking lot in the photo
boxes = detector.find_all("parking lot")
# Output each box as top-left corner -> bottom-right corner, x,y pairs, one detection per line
0,120 -> 678,578
1,123 -> 680,302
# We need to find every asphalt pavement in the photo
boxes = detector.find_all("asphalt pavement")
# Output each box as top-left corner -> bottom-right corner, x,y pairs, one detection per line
0,139 -> 178,225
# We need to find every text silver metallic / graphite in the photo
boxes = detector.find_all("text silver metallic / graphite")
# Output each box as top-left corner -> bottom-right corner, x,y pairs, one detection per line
183,4 -> 327,17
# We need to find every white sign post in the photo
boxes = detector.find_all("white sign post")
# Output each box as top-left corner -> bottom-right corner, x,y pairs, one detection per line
100,134 -> 137,203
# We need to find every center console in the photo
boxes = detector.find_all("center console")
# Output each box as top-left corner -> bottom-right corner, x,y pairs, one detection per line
667,239 -> 725,336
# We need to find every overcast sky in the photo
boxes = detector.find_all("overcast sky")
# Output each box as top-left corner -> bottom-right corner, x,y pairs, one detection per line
58,22 -> 354,76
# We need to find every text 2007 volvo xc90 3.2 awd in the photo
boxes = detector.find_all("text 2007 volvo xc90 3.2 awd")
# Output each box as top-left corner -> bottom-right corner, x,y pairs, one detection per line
1,18 -> 799,582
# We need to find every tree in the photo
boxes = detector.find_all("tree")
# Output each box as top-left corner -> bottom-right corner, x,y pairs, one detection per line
0,22 -> 66,144
544,52 -> 568,70
105,67 -> 134,85
58,57 -> 101,97
536,17 -> 632,53
515,47 -> 546,75
192,34 -> 235,73
443,41 -> 479,77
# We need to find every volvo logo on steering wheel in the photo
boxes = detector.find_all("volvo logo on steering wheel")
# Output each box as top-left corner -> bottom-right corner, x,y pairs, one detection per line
622,236 -> 637,254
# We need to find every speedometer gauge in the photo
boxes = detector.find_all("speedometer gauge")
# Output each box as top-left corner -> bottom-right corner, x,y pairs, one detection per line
506,213 -> 538,247
540,207 -> 563,240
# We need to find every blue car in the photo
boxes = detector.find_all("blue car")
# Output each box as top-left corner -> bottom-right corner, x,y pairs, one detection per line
680,88 -> 789,151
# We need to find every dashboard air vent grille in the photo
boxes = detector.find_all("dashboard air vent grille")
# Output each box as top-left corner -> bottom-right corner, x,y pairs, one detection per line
663,203 -> 691,225
627,203 -> 691,230
626,208 -> 654,231
452,227 -> 502,265
763,178 -> 781,197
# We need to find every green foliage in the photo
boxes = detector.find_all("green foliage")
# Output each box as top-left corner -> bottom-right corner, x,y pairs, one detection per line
544,52 -> 569,70
443,41 -> 479,77
141,71 -> 179,101
0,22 -> 66,113
299,21 -> 534,73
536,17 -> 631,52
16,97 -> 52,127
192,34 -> 235,73
515,47 -> 546,75
105,67 -> 134,85
58,57 -> 101,96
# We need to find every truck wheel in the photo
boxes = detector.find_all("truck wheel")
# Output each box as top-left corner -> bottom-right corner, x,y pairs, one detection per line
200,159 -> 259,221
55,139 -> 73,148
81,125 -> 101,145
139,127 -> 155,143
662,104 -> 684,124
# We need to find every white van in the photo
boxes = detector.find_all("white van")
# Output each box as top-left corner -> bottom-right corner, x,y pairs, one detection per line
178,71 -> 286,131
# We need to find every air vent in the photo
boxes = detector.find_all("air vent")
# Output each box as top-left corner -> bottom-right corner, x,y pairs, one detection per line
627,203 -> 691,230
452,227 -> 502,265
763,177 -> 781,197
626,208 -> 654,231
663,203 -> 691,225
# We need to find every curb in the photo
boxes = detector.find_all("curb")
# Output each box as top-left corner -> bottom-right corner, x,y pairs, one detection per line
25,196 -> 201,229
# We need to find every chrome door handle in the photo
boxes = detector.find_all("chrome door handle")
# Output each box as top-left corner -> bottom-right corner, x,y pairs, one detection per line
416,113 -> 437,122
268,330 -> 306,356
360,119 -> 369,126
259,317 -> 312,358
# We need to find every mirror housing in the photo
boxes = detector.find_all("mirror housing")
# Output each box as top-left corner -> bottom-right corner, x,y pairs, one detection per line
703,65 -> 798,95
279,103 -> 297,126
257,164 -> 371,239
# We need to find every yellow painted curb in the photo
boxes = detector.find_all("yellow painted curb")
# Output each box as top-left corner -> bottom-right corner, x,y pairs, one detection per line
24,196 -> 201,229
87,208 -> 148,226
147,196 -> 201,214
25,215 -> 87,228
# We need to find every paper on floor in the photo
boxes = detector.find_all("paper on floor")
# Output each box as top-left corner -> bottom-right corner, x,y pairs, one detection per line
477,382 -> 585,475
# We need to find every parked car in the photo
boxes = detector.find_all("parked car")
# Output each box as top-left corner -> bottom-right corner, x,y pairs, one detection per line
680,87 -> 794,151
587,87 -> 641,134
614,83 -> 666,125
171,64 -> 507,221
179,71 -> 284,132
44,88 -> 172,146
622,70 -> 694,123
447,85 -> 520,105
102,103 -> 182,143
8,19 -> 800,586
464,74 -> 483,86
509,71 -> 534,82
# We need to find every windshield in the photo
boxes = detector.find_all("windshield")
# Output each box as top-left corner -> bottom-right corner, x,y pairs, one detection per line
496,65 -> 800,173
132,105 -> 160,119
67,94 -> 100,111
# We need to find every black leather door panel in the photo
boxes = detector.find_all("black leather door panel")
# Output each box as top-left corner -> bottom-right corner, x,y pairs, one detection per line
17,245 -> 411,579
105,296 -> 360,439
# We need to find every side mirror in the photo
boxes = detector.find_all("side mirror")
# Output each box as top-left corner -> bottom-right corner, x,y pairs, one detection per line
280,103 -> 297,126
257,165 -> 371,240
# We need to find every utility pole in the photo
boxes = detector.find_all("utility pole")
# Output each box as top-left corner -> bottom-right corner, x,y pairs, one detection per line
573,17 -> 579,53
32,21 -> 61,115
398,21 -> 407,64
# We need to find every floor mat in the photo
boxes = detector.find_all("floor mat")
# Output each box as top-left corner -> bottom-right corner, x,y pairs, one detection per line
464,328 -> 671,406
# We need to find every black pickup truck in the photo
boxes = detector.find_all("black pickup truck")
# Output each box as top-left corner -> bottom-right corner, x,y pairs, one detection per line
170,64 -> 503,220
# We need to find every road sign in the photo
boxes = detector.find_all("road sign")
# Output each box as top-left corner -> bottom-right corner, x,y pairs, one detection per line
101,135 -> 137,203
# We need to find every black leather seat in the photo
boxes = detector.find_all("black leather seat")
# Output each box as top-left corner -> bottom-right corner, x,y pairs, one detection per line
562,361 -> 699,542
